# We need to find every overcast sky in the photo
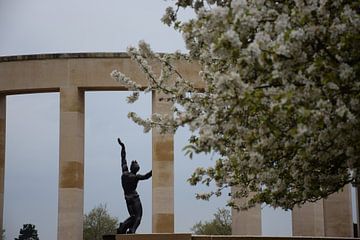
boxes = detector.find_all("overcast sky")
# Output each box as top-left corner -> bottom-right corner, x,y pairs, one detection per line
0,0 -> 296,239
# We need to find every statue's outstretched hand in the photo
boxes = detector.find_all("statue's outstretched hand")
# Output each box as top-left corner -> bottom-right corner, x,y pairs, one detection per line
117,138 -> 125,147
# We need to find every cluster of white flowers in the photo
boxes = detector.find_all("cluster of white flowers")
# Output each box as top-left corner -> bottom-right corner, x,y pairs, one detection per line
111,70 -> 141,91
112,0 -> 360,210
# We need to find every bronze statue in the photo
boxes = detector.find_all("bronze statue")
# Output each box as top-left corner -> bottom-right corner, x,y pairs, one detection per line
117,138 -> 152,234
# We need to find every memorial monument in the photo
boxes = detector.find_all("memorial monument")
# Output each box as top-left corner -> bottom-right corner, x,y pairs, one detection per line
117,138 -> 152,234
0,53 -> 357,239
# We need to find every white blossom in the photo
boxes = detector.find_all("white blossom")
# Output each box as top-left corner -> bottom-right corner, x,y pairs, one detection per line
275,14 -> 290,33
126,92 -> 139,103
327,82 -> 339,90
224,29 -> 242,48
290,28 -> 305,41
111,70 -> 141,91
231,0 -> 247,10
339,63 -> 354,80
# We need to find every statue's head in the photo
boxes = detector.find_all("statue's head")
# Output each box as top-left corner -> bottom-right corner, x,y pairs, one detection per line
130,160 -> 140,173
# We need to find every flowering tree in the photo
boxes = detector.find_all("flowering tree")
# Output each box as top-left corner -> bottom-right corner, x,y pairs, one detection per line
111,0 -> 360,210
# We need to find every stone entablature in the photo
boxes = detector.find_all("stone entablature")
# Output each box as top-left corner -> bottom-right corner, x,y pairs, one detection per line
0,52 -> 204,95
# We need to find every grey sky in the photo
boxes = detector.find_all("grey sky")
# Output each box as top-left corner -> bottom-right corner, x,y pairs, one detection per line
0,0 -> 185,55
0,0 -> 296,239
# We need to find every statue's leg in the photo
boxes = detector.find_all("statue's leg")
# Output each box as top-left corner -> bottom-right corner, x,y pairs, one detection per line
117,199 -> 136,234
128,198 -> 143,233
118,215 -> 135,234
117,222 -> 127,234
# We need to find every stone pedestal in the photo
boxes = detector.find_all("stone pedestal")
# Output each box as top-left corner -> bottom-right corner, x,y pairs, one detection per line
57,87 -> 85,240
152,92 -> 174,233
103,233 -> 191,240
292,185 -> 353,237
103,233 -> 357,240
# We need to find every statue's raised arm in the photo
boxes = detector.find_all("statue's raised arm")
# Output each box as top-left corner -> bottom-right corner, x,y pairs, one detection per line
117,138 -> 128,173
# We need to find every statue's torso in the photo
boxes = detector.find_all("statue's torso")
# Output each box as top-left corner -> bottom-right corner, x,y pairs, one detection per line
121,172 -> 139,198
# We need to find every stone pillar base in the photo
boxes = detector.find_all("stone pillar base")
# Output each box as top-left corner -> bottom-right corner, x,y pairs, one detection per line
103,233 -> 192,240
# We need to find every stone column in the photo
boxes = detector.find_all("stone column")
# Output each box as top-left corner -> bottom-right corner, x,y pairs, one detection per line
0,95 -> 5,236
292,185 -> 353,237
292,201 -> 325,236
152,92 -> 174,233
231,189 -> 262,235
58,87 -> 84,240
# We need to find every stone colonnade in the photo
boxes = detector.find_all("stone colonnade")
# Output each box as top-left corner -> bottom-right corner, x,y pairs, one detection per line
0,53 -> 357,240
232,185 -> 354,237
0,53 -> 203,240
292,185 -> 353,236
